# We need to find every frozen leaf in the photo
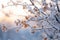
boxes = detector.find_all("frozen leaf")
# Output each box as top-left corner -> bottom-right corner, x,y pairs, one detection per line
25,16 -> 29,20
14,21 -> 19,26
2,4 -> 4,8
23,23 -> 29,28
33,26 -> 37,28
5,13 -> 10,17
31,30 -> 36,34
34,7 -> 39,12
44,38 -> 47,40
1,25 -> 7,32
43,4 -> 48,12
23,5 -> 27,9
16,29 -> 19,32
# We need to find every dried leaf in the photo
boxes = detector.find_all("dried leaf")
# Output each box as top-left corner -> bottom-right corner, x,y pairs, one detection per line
23,23 -> 29,28
2,25 -> 7,32
50,3 -> 52,7
34,7 -> 38,12
43,4 -> 48,12
23,5 -> 26,9
31,31 -> 35,34
16,29 -> 19,32
17,19 -> 20,23
44,38 -> 47,40
35,15 -> 37,17
5,14 -> 10,17
25,16 -> 29,20
21,21 -> 29,28
43,7 -> 47,12
2,4 -> 4,8
33,26 -> 37,28
14,21 -> 19,26
31,30 -> 36,34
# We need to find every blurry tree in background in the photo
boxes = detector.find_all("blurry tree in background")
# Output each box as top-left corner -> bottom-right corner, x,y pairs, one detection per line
0,0 -> 60,40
